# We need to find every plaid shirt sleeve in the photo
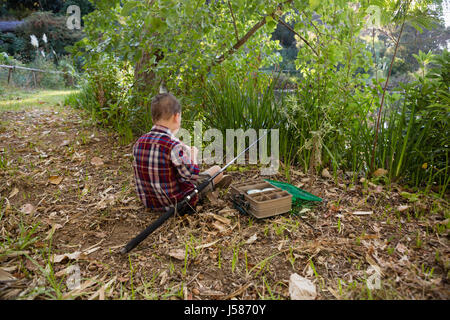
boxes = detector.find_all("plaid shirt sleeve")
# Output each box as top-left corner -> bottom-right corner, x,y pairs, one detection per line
170,141 -> 200,182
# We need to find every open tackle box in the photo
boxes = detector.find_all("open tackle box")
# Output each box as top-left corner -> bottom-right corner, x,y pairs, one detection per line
230,179 -> 292,218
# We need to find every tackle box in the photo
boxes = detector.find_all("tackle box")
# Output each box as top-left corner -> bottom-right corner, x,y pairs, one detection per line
230,179 -> 292,218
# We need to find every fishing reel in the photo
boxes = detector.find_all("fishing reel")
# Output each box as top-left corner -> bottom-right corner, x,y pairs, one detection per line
230,193 -> 250,216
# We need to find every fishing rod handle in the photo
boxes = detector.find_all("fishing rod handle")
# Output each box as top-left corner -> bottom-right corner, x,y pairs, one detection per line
120,205 -> 177,254
120,180 -> 211,254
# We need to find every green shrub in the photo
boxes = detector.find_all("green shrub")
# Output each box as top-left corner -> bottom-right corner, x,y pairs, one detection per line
202,72 -> 282,132
65,53 -> 140,144
0,32 -> 26,57
374,50 -> 449,194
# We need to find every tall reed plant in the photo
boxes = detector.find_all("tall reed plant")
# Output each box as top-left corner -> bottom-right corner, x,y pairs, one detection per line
201,72 -> 288,166
371,50 -> 449,194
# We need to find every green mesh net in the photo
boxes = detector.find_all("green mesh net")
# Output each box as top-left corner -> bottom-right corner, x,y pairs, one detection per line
264,179 -> 323,206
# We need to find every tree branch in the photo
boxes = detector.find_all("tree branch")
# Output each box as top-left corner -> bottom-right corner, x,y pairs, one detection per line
208,0 -> 294,71
227,0 -> 240,42
277,18 -> 318,56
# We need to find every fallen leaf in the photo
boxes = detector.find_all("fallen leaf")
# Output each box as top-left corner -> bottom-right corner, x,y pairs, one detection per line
84,246 -> 101,255
55,265 -> 75,277
88,277 -> 115,300
1,266 -> 17,273
0,268 -> 16,282
95,194 -> 115,210
289,273 -> 316,300
49,175 -> 63,185
211,222 -> 226,233
217,207 -> 235,215
397,205 -> 410,212
209,213 -> 231,225
63,277 -> 98,299
94,231 -> 107,238
60,140 -> 70,147
278,241 -> 284,251
291,169 -> 305,176
168,249 -> 186,260
195,240 -> 220,250
245,233 -> 258,245
90,157 -> 104,167
51,251 -> 82,263
20,203 -> 36,215
8,187 -> 19,199
321,168 -> 332,179
373,168 -> 388,177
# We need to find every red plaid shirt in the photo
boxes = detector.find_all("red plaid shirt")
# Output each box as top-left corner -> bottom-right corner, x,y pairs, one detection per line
132,125 -> 200,212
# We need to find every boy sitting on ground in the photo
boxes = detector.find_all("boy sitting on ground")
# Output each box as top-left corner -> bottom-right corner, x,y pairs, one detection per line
132,93 -> 231,213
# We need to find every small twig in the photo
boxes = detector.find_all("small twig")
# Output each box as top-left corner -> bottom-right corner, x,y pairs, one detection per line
298,215 -> 317,232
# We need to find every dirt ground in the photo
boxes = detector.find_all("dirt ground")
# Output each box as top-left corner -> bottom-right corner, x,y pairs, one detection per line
0,106 -> 449,300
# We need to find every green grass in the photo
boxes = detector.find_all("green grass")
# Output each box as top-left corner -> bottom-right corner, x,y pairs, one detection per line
0,86 -> 78,111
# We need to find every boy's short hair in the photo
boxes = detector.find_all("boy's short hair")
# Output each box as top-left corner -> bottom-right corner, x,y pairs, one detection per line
151,93 -> 181,122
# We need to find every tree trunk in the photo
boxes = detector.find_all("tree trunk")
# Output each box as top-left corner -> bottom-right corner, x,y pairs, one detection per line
133,0 -> 160,108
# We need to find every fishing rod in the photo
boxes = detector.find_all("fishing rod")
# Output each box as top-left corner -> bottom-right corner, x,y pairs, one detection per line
120,130 -> 269,254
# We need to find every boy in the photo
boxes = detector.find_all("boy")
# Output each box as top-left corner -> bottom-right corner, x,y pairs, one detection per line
132,93 -> 231,212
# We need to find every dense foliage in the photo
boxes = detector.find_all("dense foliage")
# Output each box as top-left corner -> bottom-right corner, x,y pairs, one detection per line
3,12 -> 84,63
66,0 -> 448,194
